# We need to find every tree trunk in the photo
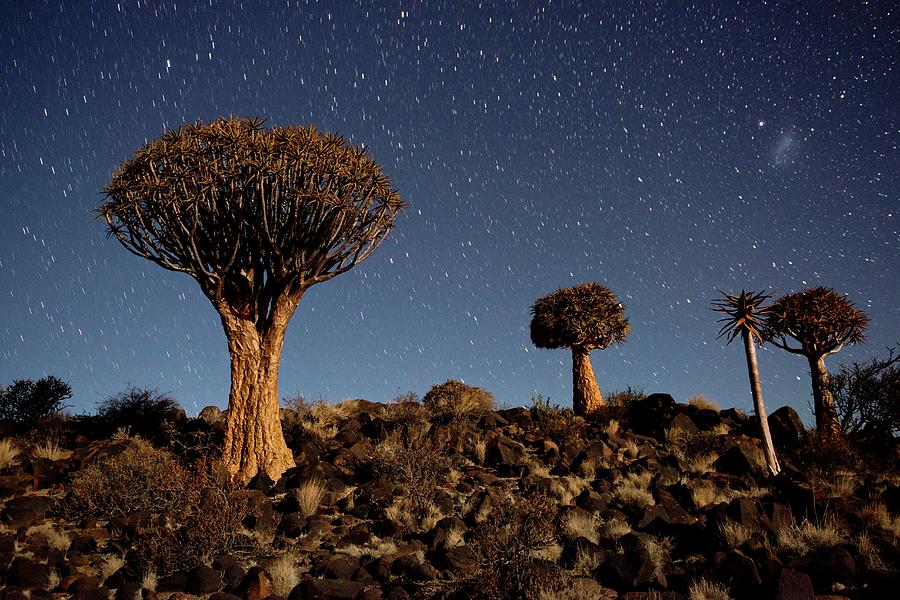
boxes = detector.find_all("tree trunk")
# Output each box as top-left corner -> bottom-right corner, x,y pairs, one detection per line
572,346 -> 604,415
809,355 -> 841,437
743,333 -> 780,476
219,307 -> 295,484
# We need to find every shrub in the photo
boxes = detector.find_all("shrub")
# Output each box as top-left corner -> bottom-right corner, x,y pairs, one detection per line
531,395 -> 587,442
831,346 -> 900,439
0,376 -> 72,428
423,380 -> 494,421
605,386 -> 646,408
62,438 -> 191,519
96,387 -> 182,439
63,437 -> 256,575
469,492 -> 559,599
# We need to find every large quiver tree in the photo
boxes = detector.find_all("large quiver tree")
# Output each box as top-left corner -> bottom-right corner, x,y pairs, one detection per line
98,117 -> 406,483
530,283 -> 630,415
765,286 -> 869,437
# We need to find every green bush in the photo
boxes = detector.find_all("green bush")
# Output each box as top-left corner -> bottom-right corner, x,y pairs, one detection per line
423,379 -> 494,421
0,376 -> 72,428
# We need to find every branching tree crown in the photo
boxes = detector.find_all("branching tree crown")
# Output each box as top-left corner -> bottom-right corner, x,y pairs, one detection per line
98,117 -> 406,317
765,286 -> 869,357
530,283 -> 630,351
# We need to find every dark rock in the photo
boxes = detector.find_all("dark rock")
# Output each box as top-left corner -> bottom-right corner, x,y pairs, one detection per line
713,441 -> 767,479
486,435 -> 527,467
423,516 -> 467,551
157,573 -> 189,593
2,495 -> 53,526
7,556 -> 51,588
802,546 -> 856,590
773,568 -> 815,600
236,567 -> 270,600
320,555 -> 360,580
278,512 -> 307,537
208,594 -> 243,600
294,577 -> 366,599
575,488 -> 608,512
238,489 -> 275,532
711,549 -> 762,590
114,582 -> 142,600
602,533 -> 664,588
768,406 -> 807,449
431,546 -> 478,578
198,405 -> 224,424
69,534 -> 98,554
669,412 -> 699,435
248,471 -> 275,494
627,393 -> 676,437
64,575 -> 102,594
188,564 -> 223,594
638,487 -> 697,530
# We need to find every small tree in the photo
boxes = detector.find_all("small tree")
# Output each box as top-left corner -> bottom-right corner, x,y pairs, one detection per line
831,346 -> 899,439
0,376 -> 72,428
530,283 -> 630,415
98,117 -> 406,483
765,286 -> 869,437
712,289 -> 780,475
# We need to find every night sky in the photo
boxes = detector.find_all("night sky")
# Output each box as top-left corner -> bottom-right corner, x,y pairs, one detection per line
1,1 -> 897,420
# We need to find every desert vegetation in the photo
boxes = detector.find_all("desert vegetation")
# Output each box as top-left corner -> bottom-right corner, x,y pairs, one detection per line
0,380 -> 896,599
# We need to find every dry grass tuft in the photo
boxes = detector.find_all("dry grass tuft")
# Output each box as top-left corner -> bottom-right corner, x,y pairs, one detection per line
0,438 -> 21,470
688,396 -> 719,411
855,532 -> 886,570
602,419 -> 621,436
423,379 -> 494,420
641,535 -> 674,579
860,502 -> 900,537
562,511 -> 600,544
776,519 -> 844,556
719,521 -> 753,548
689,578 -> 733,600
32,439 -> 70,461
474,438 -> 487,464
297,476 -> 327,517
602,517 -> 632,539
341,537 -> 399,558
26,522 -> 71,552
267,553 -> 300,597
691,481 -> 730,508
614,471 -> 655,509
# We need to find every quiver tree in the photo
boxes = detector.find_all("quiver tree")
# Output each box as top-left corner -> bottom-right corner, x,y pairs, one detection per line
712,289 -> 780,475
98,117 -> 406,483
765,286 -> 869,437
530,283 -> 630,415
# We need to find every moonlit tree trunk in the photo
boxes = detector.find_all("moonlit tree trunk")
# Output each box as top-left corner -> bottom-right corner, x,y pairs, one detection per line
809,355 -> 841,437
219,301 -> 297,484
743,332 -> 780,475
572,346 -> 605,415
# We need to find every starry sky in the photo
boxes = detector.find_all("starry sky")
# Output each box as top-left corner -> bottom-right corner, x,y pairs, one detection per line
1,1 -> 897,420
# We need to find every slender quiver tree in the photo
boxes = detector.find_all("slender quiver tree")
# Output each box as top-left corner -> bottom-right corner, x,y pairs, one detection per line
530,283 -> 630,415
98,117 -> 406,483
712,289 -> 780,475
765,286 -> 869,437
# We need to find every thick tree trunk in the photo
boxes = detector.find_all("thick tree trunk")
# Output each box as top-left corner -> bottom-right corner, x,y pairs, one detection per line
809,355 -> 841,437
572,346 -> 604,415
743,333 -> 780,476
219,308 -> 295,484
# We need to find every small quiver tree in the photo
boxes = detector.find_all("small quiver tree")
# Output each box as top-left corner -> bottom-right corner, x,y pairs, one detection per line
765,286 -> 869,438
530,283 -> 630,416
712,289 -> 780,475
98,117 -> 406,483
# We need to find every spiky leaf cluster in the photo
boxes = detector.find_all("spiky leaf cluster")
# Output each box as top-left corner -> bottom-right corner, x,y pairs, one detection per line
530,282 -> 630,351
712,289 -> 771,346
765,286 -> 869,356
97,117 -> 406,308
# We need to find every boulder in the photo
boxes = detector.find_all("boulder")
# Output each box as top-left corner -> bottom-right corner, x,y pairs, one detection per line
773,568 -> 815,600
2,495 -> 53,526
768,406 -> 807,449
188,564 -> 222,594
7,556 -> 51,588
627,394 -> 677,438
713,440 -> 768,479
294,577 -> 367,599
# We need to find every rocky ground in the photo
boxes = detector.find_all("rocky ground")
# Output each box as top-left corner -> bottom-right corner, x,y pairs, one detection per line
0,393 -> 898,600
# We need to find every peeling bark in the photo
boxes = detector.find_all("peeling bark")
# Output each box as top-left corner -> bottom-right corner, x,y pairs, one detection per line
572,346 -> 604,415
744,333 -> 780,476
809,355 -> 841,437
219,304 -> 296,484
